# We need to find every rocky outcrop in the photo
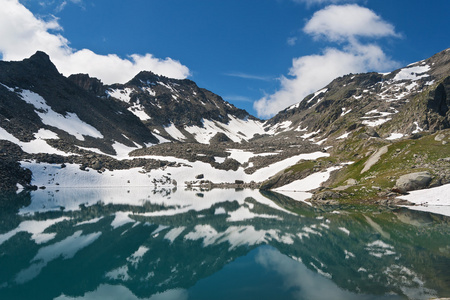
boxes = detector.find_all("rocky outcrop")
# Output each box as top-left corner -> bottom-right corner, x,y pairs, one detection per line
394,171 -> 433,194
68,73 -> 105,96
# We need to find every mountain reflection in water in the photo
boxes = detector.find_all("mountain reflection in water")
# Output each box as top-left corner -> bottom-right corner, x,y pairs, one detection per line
0,188 -> 449,300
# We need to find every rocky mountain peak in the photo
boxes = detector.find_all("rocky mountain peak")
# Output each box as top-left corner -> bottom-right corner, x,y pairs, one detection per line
127,71 -> 165,86
23,51 -> 60,76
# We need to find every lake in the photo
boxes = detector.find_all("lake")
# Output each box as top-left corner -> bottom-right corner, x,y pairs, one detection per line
0,188 -> 449,299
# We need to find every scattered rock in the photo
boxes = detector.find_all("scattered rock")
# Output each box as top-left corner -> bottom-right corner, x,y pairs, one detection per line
311,191 -> 342,201
195,174 -> 204,179
394,171 -> 432,193
346,179 -> 357,186
434,133 -> 446,141
210,132 -> 232,144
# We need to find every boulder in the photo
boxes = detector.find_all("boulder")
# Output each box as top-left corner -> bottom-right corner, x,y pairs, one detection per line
394,171 -> 432,193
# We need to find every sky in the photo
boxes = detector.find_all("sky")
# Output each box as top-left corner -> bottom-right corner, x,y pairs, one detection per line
1,0 -> 449,119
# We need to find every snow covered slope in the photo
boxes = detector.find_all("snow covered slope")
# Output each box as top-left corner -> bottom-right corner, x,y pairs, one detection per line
71,70 -> 266,143
0,51 -> 158,157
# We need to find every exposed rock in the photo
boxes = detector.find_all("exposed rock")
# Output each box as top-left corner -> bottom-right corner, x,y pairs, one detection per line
346,179 -> 358,185
220,158 -> 240,171
361,145 -> 389,174
394,171 -> 433,193
210,132 -> 232,144
435,133 -> 446,141
311,191 -> 342,201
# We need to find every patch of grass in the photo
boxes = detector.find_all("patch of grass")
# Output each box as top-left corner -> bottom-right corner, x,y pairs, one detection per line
285,160 -> 315,174
325,130 -> 450,202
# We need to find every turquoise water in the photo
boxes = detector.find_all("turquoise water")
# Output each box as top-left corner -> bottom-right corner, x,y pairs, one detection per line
0,188 -> 449,299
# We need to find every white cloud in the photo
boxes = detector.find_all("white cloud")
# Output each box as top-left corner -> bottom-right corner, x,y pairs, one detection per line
253,4 -> 399,118
0,0 -> 190,83
287,37 -> 298,46
224,95 -> 253,103
304,4 -> 399,41
224,72 -> 272,81
254,44 -> 397,118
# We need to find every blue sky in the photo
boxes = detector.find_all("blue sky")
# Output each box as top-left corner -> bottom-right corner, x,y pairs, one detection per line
1,0 -> 449,118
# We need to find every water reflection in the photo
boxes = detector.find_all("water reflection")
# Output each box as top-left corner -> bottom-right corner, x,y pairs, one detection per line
0,188 -> 448,299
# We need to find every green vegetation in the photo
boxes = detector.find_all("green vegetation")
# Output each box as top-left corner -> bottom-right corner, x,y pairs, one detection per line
280,129 -> 450,204
327,129 -> 450,202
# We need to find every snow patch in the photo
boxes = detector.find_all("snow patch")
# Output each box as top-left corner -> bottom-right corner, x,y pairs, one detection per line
127,103 -> 151,121
19,90 -> 103,141
336,132 -> 350,140
0,127 -> 72,156
393,65 -> 430,81
386,133 -> 404,140
275,166 -> 341,192
164,123 -> 186,141
185,115 -> 265,143
107,88 -> 134,103
398,184 -> 450,217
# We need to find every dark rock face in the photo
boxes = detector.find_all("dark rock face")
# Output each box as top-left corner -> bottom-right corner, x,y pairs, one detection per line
0,158 -> 32,191
104,71 -> 255,128
68,74 -> 105,96
210,132 -> 233,144
0,51 -> 159,152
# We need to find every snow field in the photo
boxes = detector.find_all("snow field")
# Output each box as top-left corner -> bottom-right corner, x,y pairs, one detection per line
397,184 -> 450,217
184,115 -> 266,143
0,127 -> 74,156
19,89 -> 103,141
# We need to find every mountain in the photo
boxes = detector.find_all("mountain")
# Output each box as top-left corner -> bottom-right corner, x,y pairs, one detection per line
69,70 -> 264,144
265,49 -> 450,141
0,49 -> 449,208
258,49 -> 450,202
0,51 -> 159,153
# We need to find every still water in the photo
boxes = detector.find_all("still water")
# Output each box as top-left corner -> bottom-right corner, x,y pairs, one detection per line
0,188 -> 449,300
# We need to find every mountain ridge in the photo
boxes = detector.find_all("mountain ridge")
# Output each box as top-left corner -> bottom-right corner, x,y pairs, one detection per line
0,49 -> 449,208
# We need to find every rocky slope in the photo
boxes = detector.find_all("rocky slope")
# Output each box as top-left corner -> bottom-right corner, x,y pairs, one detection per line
0,52 -> 159,153
265,48 -> 450,140
69,70 -> 264,143
259,48 -> 450,203
0,49 -> 449,206
0,51 -> 315,192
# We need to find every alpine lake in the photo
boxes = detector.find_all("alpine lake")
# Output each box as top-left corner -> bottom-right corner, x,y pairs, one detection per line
0,187 -> 449,300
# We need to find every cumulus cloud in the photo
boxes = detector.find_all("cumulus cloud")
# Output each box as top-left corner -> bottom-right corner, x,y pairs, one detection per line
304,4 -> 399,41
0,0 -> 190,83
254,4 -> 399,118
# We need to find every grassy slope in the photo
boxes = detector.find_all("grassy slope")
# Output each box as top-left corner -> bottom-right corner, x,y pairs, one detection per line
328,129 -> 450,202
